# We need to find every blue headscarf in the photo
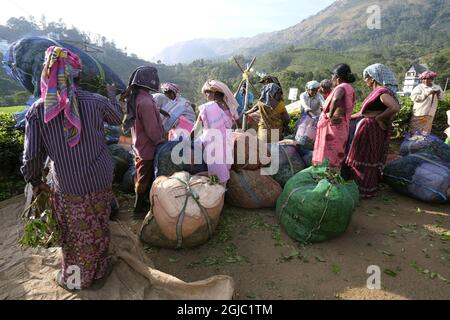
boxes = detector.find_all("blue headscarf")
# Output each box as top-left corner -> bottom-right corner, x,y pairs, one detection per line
363,64 -> 398,95
259,83 -> 283,109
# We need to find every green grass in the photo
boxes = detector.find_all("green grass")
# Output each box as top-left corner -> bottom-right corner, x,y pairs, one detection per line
0,106 -> 26,114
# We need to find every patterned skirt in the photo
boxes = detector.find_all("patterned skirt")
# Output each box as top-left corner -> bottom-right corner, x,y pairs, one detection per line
52,188 -> 113,289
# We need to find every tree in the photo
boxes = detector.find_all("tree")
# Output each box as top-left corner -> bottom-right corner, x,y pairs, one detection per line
6,17 -> 39,35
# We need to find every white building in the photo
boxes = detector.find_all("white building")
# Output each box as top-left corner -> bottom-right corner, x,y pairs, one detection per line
402,64 -> 429,96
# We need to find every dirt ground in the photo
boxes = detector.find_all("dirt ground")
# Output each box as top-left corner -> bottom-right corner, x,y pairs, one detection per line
116,186 -> 450,300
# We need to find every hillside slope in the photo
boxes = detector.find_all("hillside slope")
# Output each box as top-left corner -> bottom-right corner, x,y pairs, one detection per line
155,0 -> 450,64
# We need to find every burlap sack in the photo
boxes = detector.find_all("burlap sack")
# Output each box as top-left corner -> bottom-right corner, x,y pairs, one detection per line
226,170 -> 282,209
232,131 -> 271,171
140,172 -> 225,249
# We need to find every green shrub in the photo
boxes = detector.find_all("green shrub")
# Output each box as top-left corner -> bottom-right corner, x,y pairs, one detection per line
391,96 -> 414,139
432,93 -> 450,139
287,111 -> 301,135
0,113 -> 24,175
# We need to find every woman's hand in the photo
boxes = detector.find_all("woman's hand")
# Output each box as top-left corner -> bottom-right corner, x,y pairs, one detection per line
376,116 -> 388,131
32,182 -> 50,196
330,117 -> 342,125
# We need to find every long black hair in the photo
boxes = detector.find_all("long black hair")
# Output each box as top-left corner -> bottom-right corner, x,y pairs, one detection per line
332,64 -> 356,84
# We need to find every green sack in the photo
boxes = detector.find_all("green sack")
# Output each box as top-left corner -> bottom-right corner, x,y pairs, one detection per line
276,162 -> 359,244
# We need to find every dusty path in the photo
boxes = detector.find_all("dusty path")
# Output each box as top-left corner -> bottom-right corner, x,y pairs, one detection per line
119,188 -> 450,300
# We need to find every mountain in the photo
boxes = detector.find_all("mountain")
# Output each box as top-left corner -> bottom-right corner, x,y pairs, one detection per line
154,0 -> 450,64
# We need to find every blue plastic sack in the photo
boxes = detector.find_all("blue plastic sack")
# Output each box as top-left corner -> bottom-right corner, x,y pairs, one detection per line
384,153 -> 450,203
400,133 -> 450,163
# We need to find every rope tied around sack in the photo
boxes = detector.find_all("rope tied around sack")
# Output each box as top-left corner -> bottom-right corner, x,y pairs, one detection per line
170,176 -> 214,249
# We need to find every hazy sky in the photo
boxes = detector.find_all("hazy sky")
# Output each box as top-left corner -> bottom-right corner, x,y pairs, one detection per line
2,0 -> 335,60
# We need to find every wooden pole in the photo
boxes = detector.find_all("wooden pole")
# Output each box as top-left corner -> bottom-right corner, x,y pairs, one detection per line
233,56 -> 258,130
233,57 -> 258,94
444,78 -> 449,92
242,63 -> 250,131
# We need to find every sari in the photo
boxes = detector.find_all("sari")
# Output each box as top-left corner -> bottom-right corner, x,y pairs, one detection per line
197,101 -> 234,184
346,87 -> 393,198
313,83 -> 355,168
257,100 -> 287,143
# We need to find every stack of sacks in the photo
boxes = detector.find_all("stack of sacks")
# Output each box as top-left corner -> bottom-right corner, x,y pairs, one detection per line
226,131 -> 282,209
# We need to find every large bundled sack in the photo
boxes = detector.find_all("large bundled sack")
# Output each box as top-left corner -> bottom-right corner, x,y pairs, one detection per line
295,147 -> 314,168
140,172 -> 226,249
295,114 -> 319,150
400,133 -> 450,163
104,124 -> 121,145
226,170 -> 282,209
108,144 -> 133,183
384,153 -> 450,203
268,142 -> 305,186
232,131 -> 270,171
276,162 -> 359,244
3,36 -> 125,97
154,139 -> 207,178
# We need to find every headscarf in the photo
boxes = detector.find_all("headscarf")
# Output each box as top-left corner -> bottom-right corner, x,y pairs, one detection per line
40,46 -> 82,148
202,80 -> 239,119
306,80 -> 320,90
122,66 -> 160,131
363,63 -> 398,95
161,82 -> 181,98
259,75 -> 282,91
419,71 -> 438,80
259,83 -> 283,109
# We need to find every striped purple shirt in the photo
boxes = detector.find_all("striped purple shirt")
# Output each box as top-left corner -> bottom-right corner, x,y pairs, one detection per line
21,89 -> 123,195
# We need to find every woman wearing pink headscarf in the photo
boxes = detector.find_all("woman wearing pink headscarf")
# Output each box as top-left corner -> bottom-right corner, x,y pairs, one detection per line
192,80 -> 239,185
410,71 -> 444,134
21,46 -> 123,291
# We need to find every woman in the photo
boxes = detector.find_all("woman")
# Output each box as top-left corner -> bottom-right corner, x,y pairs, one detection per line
409,71 -> 444,134
346,63 -> 400,198
21,46 -> 123,290
246,83 -> 290,143
313,64 -> 356,169
121,66 -> 166,217
319,79 -> 333,100
192,80 -> 239,185
300,80 -> 325,117
154,82 -> 196,140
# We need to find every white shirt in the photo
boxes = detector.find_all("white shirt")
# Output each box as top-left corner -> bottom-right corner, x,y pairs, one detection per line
410,83 -> 444,117
299,92 -> 325,116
